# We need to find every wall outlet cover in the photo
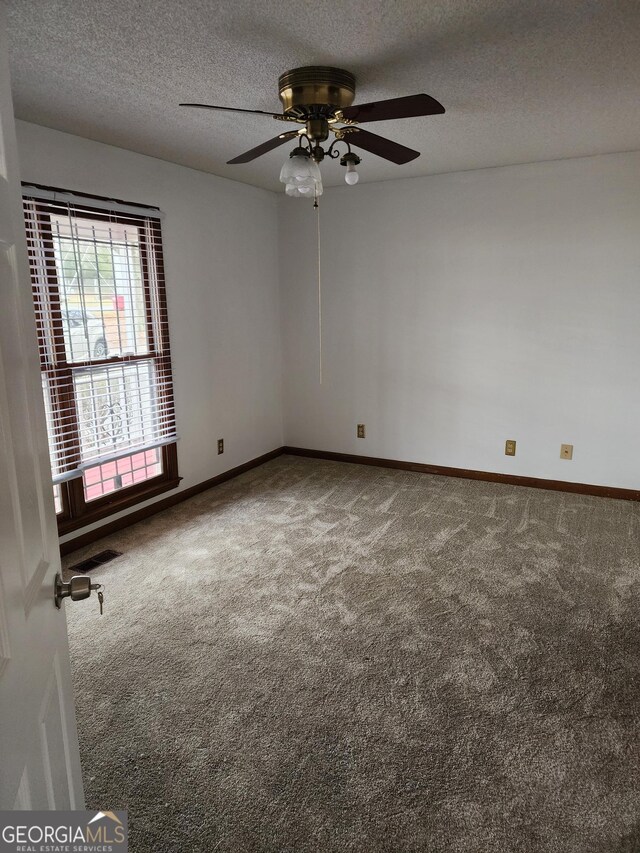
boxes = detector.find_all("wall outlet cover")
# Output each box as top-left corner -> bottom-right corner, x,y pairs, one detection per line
217,438 -> 224,454
357,424 -> 366,439
505,439 -> 516,456
560,443 -> 573,460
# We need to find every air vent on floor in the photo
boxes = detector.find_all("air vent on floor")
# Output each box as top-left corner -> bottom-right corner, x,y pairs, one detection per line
68,549 -> 122,573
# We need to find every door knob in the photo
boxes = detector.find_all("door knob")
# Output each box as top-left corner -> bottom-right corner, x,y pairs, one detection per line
54,572 -> 104,613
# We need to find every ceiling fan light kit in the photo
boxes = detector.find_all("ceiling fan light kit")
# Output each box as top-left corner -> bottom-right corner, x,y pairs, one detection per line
180,65 -> 445,199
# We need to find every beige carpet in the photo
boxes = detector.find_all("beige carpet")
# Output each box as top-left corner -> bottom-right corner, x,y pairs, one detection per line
62,455 -> 640,852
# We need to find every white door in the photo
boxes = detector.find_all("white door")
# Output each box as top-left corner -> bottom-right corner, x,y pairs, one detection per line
0,9 -> 84,810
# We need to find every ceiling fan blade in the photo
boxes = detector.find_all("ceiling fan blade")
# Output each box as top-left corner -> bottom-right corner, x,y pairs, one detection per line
345,129 -> 420,164
227,131 -> 299,165
180,102 -> 291,120
341,93 -> 445,123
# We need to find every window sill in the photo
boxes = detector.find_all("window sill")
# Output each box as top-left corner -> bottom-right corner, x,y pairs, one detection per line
58,477 -> 182,536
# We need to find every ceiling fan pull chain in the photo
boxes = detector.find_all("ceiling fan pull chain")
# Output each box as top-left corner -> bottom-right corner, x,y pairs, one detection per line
316,194 -> 322,385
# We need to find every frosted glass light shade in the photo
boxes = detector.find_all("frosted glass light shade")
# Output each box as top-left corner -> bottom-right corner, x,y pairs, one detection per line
285,181 -> 323,198
280,153 -> 311,184
280,151 -> 323,198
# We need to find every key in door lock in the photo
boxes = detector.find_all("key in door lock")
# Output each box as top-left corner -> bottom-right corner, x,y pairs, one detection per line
54,572 -> 105,614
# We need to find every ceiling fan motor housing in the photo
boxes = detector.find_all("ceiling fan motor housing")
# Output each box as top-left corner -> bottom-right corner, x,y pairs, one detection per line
278,66 -> 356,119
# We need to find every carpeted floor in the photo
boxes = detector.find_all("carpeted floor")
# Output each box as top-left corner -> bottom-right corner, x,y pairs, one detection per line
62,455 -> 640,853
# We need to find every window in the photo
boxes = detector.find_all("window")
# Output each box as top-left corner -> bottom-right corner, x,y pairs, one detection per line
23,185 -> 179,534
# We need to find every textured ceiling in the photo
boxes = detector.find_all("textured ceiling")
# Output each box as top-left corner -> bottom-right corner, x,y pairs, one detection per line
7,0 -> 640,192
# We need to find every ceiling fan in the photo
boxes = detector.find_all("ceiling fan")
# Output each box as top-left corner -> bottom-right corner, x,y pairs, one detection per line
181,66 -> 445,196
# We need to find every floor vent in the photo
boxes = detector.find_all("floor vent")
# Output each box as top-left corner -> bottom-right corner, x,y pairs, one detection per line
68,549 -> 122,573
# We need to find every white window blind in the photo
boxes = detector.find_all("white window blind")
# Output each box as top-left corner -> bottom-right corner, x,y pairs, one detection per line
23,187 -> 177,487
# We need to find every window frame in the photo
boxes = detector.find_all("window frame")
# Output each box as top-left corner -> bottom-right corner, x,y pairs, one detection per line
24,190 -> 180,535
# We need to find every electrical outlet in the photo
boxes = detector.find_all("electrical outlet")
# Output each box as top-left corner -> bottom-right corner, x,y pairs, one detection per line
505,439 -> 516,456
357,424 -> 366,439
560,443 -> 573,460
217,438 -> 224,454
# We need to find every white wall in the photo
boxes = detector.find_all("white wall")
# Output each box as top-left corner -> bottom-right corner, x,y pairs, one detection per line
280,151 -> 640,490
15,123 -> 640,519
15,121 -> 283,542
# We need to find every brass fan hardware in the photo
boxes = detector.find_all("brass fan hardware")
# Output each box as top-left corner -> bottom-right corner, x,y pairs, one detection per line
277,66 -> 356,115
180,65 -> 445,196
